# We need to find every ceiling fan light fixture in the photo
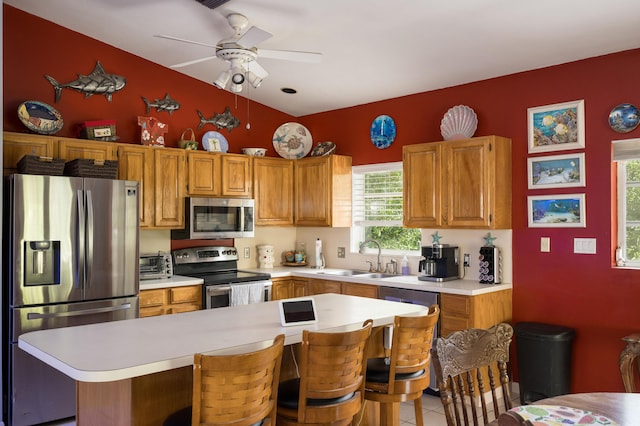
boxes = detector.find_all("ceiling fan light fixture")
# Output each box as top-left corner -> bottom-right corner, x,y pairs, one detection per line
230,83 -> 243,93
231,72 -> 245,85
246,71 -> 263,89
213,70 -> 230,89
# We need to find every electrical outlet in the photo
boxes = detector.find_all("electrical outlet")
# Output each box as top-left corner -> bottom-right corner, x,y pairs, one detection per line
337,247 -> 346,258
463,253 -> 470,267
244,247 -> 250,258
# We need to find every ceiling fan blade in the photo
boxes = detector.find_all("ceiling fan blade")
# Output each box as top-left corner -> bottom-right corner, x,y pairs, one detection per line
258,48 -> 322,63
243,60 -> 269,78
170,55 -> 218,68
236,26 -> 272,47
154,34 -> 219,49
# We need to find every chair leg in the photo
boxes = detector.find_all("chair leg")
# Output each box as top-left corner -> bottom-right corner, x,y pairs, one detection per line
379,402 -> 400,426
414,396 -> 424,426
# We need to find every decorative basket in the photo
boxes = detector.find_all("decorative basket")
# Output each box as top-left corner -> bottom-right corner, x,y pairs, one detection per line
17,155 -> 65,175
179,128 -> 198,150
64,159 -> 118,179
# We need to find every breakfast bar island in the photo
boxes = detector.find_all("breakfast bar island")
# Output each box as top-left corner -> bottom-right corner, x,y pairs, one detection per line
19,293 -> 429,425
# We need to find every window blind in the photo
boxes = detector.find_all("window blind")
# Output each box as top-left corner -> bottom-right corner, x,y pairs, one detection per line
352,162 -> 403,227
613,138 -> 640,161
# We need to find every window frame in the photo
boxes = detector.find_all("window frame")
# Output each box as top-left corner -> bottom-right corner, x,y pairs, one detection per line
614,137 -> 640,268
350,162 -> 420,256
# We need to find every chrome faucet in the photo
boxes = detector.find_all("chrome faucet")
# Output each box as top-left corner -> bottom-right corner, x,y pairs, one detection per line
386,258 -> 398,275
359,239 -> 382,272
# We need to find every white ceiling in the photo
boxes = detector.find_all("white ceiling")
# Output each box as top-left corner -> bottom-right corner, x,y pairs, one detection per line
5,0 -> 640,117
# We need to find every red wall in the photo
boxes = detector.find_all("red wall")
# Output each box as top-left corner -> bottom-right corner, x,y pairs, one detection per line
4,4 -> 640,392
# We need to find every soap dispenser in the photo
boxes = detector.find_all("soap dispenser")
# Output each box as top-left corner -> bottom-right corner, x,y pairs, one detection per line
401,256 -> 410,275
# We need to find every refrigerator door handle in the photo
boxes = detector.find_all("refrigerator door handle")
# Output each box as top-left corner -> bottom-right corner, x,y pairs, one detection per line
26,303 -> 133,320
86,189 -> 94,287
77,189 -> 85,289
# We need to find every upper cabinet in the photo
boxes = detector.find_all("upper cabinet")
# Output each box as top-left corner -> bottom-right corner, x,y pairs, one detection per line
57,137 -> 118,161
3,132 -> 56,175
295,155 -> 352,227
253,157 -> 294,226
403,135 -> 512,229
117,145 -> 154,227
186,151 -> 251,198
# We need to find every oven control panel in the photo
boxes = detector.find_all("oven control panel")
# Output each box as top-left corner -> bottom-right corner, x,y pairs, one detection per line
173,246 -> 238,265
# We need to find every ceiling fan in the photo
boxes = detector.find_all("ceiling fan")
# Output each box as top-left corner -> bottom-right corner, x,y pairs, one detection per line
155,13 -> 322,93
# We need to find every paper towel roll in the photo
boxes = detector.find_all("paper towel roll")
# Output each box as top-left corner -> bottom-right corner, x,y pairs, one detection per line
315,238 -> 323,268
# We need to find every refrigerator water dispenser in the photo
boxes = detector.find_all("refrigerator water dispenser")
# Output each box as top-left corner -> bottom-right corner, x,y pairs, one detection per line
24,241 -> 60,286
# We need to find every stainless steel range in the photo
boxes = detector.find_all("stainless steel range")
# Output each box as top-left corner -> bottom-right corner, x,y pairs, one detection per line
172,246 -> 272,309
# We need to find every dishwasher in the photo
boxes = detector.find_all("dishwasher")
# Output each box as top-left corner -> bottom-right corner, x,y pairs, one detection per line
378,286 -> 440,394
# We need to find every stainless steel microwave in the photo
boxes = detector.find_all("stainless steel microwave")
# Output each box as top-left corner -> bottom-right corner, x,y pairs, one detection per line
171,197 -> 255,240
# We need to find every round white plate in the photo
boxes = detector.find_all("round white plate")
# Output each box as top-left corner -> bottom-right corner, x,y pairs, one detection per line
272,122 -> 313,159
202,131 -> 228,153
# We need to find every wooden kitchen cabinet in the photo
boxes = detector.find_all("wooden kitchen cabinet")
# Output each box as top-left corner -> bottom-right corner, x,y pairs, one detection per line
186,150 -> 221,196
341,282 -> 378,299
185,151 -> 251,197
306,278 -> 342,295
139,285 -> 202,317
295,155 -> 352,227
221,154 -> 252,197
118,145 -> 186,228
2,131 -> 56,175
57,137 -> 119,161
439,289 -> 512,338
253,157 -> 294,225
403,135 -> 511,229
271,277 -> 307,300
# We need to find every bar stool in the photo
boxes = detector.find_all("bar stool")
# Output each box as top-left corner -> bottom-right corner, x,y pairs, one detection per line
364,305 -> 440,426
191,334 -> 285,426
276,319 -> 373,426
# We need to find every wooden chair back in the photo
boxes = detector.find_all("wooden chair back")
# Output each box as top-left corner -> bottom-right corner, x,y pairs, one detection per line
192,334 -> 285,426
365,305 -> 440,426
431,323 -> 514,426
277,319 -> 373,425
619,333 -> 640,392
497,411 -> 534,426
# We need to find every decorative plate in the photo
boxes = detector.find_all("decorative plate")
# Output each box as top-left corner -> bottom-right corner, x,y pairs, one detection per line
609,103 -> 639,133
440,105 -> 478,140
508,405 -> 618,425
370,115 -> 396,149
311,141 -> 336,156
272,122 -> 313,159
18,100 -> 63,135
202,131 -> 229,153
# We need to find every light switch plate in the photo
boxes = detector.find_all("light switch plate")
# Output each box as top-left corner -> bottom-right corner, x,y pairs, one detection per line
540,237 -> 550,252
244,247 -> 250,258
574,238 -> 596,254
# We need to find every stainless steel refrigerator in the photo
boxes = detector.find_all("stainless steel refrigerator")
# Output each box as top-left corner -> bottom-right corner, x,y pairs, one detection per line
3,174 -> 140,426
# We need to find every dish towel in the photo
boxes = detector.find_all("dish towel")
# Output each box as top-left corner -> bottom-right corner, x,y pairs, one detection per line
230,283 -> 265,306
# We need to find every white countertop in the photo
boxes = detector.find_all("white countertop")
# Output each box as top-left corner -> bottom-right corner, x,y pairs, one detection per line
249,266 -> 512,296
139,275 -> 203,290
18,293 -> 427,383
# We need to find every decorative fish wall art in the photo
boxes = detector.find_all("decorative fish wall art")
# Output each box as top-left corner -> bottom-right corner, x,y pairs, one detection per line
197,106 -> 240,132
142,93 -> 180,115
45,61 -> 126,102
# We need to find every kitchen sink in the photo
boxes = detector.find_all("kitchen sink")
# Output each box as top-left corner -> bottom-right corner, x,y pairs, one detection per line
316,269 -> 370,276
358,273 -> 398,279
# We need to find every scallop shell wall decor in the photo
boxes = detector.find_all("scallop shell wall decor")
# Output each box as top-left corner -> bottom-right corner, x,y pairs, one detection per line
440,105 -> 478,140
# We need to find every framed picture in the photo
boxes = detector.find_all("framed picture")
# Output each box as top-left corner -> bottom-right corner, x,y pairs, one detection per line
528,194 -> 585,227
527,153 -> 585,189
528,100 -> 585,153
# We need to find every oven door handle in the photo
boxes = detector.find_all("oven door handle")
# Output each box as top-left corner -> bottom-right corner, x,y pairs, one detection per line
206,285 -> 231,295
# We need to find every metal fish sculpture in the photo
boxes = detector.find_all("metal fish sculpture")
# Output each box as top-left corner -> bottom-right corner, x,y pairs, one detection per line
44,61 -> 126,103
142,93 -> 180,115
197,106 -> 240,132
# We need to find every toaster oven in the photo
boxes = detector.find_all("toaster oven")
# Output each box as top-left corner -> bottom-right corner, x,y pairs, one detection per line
139,253 -> 173,280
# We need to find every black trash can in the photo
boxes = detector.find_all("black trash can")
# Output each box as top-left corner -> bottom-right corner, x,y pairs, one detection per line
514,322 -> 575,405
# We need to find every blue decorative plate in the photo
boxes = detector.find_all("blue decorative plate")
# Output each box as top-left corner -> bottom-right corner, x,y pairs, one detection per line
18,100 -> 63,135
370,115 -> 396,149
609,103 -> 639,133
202,131 -> 229,153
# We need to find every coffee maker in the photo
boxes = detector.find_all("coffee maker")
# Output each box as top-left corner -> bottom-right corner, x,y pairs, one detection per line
418,244 -> 459,282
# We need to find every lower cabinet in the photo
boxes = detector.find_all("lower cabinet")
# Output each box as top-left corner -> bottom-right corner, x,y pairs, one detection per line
439,289 -> 512,337
139,285 -> 202,317
341,282 -> 378,299
307,279 -> 342,296
271,277 -> 307,300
